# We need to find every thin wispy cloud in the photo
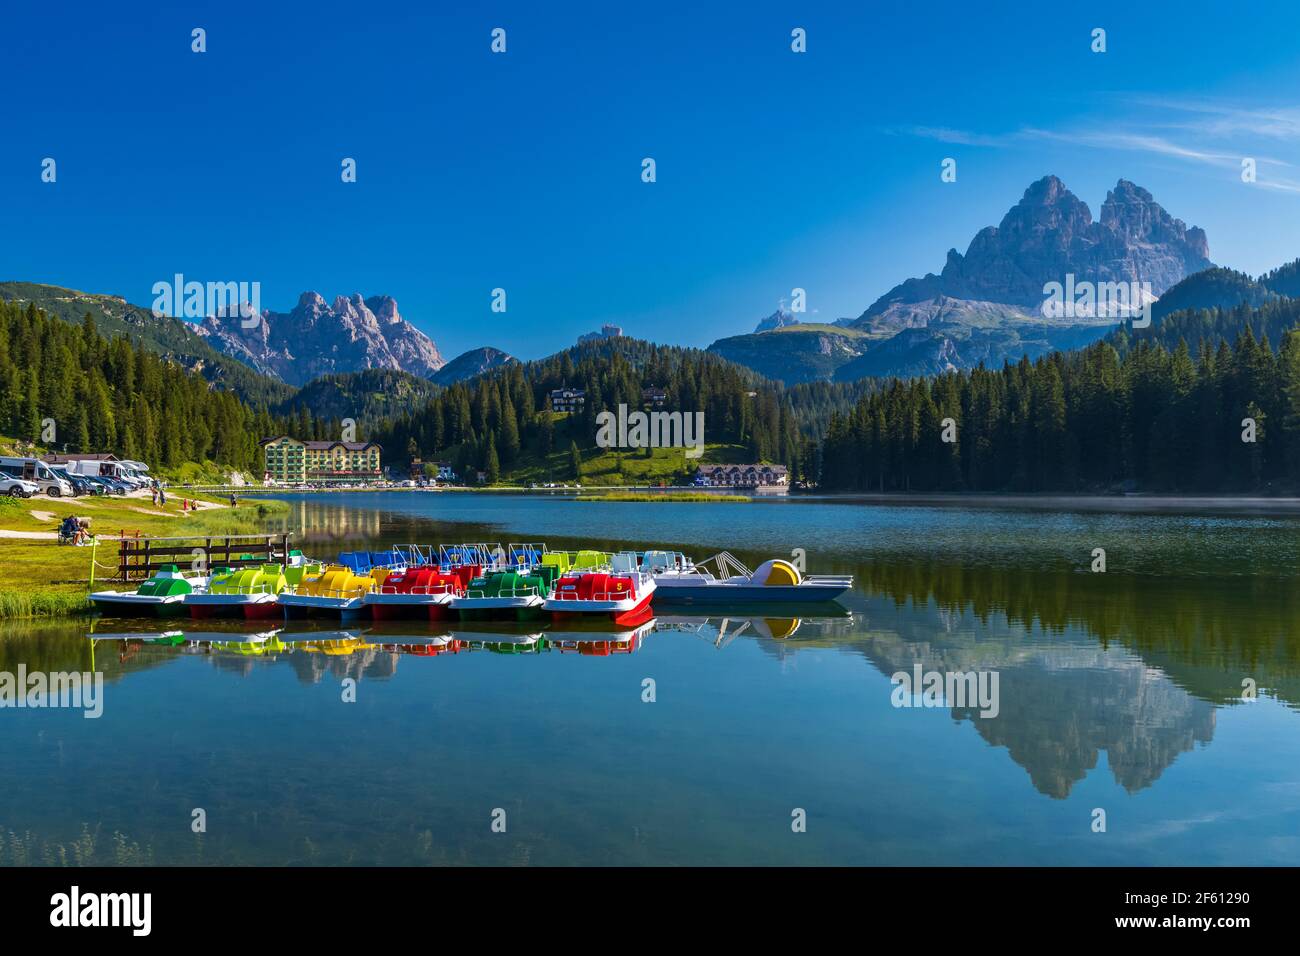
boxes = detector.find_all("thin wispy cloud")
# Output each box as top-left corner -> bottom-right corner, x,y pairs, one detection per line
901,126 -> 1009,147
902,97 -> 1300,194
1131,96 -> 1300,142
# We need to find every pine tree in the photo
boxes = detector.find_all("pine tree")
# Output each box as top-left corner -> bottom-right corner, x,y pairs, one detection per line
485,435 -> 501,485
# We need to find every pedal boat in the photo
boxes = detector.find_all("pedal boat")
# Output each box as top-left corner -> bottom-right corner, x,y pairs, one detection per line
451,566 -> 559,620
649,552 -> 853,605
363,566 -> 471,620
183,564 -> 288,619
89,565 -> 206,617
543,552 -> 656,626
279,561 -> 393,617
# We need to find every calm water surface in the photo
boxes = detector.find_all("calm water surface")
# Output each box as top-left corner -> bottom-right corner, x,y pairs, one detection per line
2,492 -> 1299,865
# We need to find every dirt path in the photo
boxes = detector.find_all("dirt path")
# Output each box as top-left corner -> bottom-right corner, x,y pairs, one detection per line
0,529 -> 57,540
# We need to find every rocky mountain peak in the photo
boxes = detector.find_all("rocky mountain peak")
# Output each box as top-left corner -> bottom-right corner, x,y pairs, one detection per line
858,175 -> 1213,331
998,174 -> 1094,236
366,295 -> 402,324
1100,179 -> 1210,259
755,308 -> 800,333
196,291 -> 445,386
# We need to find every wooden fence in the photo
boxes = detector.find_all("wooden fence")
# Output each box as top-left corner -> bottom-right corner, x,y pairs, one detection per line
111,533 -> 293,582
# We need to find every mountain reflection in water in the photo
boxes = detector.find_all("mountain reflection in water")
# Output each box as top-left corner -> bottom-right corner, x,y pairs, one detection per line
59,554 -> 1292,804
2,545 -> 1298,865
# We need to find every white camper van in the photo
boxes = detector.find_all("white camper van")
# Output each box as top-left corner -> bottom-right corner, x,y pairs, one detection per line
64,459 -> 144,490
0,457 -> 74,497
120,460 -> 153,487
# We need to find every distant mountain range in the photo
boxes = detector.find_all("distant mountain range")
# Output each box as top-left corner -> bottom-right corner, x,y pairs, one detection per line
857,176 -> 1210,332
197,291 -> 446,387
709,175 -> 1216,383
7,173 -> 1296,415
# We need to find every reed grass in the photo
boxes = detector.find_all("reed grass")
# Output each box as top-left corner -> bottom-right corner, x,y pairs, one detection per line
0,591 -> 90,619
0,824 -> 154,866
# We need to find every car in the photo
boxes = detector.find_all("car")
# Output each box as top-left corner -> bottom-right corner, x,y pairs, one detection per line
87,475 -> 127,495
0,477 -> 39,498
50,468 -> 99,497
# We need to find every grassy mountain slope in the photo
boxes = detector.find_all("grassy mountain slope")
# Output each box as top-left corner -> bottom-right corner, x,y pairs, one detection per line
500,442 -> 755,487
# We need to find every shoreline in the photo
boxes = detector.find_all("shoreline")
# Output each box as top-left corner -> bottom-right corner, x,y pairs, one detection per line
792,492 -> 1300,514
253,485 -> 1300,513
0,494 -> 291,621
13,486 -> 1300,622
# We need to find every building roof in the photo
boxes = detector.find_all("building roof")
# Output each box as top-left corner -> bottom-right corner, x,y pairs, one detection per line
696,463 -> 788,474
41,453 -> 121,463
260,436 -> 380,451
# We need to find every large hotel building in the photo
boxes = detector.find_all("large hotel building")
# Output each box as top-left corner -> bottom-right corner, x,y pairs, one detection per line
260,436 -> 382,483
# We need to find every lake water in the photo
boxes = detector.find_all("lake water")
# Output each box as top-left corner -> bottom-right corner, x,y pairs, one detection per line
3,492 -> 1299,865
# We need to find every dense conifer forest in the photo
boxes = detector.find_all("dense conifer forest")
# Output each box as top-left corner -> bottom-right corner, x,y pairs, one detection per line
0,300 -> 317,473
12,289 -> 1300,493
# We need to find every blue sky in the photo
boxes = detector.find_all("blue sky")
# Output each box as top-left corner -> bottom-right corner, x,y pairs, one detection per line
4,0 -> 1300,360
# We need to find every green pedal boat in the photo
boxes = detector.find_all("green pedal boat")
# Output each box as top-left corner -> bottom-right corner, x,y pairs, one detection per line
89,565 -> 206,617
451,566 -> 559,620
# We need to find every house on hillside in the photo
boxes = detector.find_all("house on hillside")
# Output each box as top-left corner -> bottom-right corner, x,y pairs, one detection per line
549,387 -> 586,414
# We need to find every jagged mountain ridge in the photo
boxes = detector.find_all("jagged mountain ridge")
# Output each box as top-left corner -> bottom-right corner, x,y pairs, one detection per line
709,176 -> 1215,383
197,291 -> 445,387
855,176 -> 1212,333
754,308 -> 800,333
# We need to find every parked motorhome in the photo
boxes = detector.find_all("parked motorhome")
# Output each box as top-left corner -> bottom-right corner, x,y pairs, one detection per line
120,460 -> 153,484
62,458 -> 145,488
0,456 -> 74,497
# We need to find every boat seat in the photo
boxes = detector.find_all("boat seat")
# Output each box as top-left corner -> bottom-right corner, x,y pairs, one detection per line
338,552 -> 372,573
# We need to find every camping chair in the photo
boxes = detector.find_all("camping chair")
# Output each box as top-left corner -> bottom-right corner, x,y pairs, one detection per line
57,518 -> 78,545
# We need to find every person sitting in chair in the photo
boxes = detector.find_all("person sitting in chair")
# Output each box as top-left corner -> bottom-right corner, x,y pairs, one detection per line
58,515 -> 78,544
70,517 -> 92,546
